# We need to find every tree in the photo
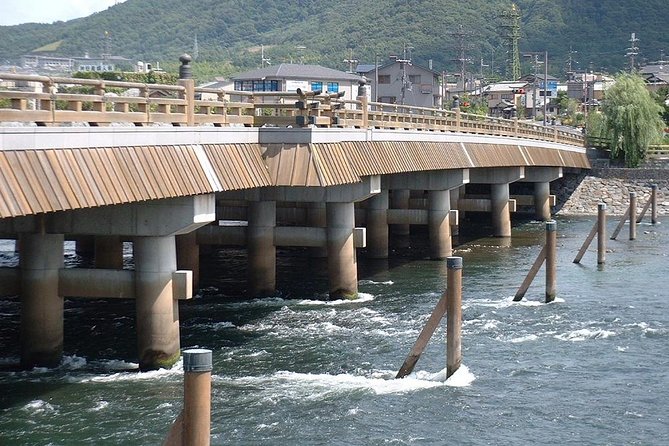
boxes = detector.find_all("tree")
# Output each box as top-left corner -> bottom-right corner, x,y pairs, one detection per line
601,73 -> 664,167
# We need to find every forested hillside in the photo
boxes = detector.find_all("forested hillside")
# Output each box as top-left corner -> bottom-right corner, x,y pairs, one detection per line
0,0 -> 667,80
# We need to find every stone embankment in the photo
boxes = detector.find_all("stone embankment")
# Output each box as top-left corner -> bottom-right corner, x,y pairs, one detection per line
554,162 -> 669,216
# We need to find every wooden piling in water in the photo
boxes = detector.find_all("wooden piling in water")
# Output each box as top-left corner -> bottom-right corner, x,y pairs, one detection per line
446,256 -> 463,378
573,203 -> 606,265
163,349 -> 212,446
514,221 -> 557,302
651,184 -> 658,225
597,203 -> 606,264
629,192 -> 637,241
545,221 -> 557,303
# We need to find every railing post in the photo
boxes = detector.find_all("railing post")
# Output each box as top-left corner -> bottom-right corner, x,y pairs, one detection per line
178,54 -> 195,126
513,117 -> 519,137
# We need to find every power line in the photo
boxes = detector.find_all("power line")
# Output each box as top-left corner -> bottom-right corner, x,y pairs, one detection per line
500,3 -> 521,80
626,32 -> 639,72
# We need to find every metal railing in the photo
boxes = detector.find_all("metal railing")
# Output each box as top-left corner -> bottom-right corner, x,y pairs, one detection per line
0,73 -> 585,146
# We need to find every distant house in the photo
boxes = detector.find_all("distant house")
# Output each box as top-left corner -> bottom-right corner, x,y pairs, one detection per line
482,81 -> 528,118
21,53 -> 136,75
230,64 -> 363,101
518,73 -> 559,118
641,62 -> 669,93
357,59 -> 443,108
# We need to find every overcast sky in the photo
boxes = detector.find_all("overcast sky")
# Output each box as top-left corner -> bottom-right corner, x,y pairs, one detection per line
0,0 -> 127,26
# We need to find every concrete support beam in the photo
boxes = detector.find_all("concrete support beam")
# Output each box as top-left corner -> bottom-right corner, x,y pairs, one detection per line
134,236 -> 180,371
307,202 -> 327,257
196,225 -> 246,246
385,169 -> 469,191
450,187 -> 462,236
387,209 -> 428,225
247,201 -> 276,297
428,190 -> 452,259
520,166 -> 562,183
468,167 -> 524,184
366,190 -> 389,259
20,233 -> 64,369
228,176 -> 381,203
491,183 -> 512,237
458,198 -> 517,213
94,235 -> 124,269
40,195 -> 216,237
57,269 -> 192,300
326,202 -> 358,300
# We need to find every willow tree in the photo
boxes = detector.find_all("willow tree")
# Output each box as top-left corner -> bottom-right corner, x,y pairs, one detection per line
602,73 -> 664,167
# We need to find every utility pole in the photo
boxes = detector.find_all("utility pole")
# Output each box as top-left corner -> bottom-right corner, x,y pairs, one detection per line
391,43 -> 413,105
449,25 -> 472,92
566,46 -> 578,79
501,3 -> 521,80
261,45 -> 271,68
626,32 -> 639,72
343,48 -> 358,73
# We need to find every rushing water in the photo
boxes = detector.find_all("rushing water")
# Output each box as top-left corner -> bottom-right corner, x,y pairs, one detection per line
0,216 -> 667,445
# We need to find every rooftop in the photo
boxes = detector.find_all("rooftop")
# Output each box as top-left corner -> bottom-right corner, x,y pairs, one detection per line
232,64 -> 362,82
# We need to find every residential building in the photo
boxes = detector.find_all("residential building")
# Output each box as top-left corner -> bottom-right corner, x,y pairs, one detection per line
481,81 -> 528,118
357,59 -> 443,108
518,73 -> 559,118
230,64 -> 362,101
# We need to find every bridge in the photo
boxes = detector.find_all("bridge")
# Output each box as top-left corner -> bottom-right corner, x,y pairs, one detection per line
0,71 -> 589,371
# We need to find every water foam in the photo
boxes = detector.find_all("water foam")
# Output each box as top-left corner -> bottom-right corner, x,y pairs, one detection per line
22,399 -> 57,414
359,280 -> 394,286
555,328 -> 616,342
296,293 -> 375,306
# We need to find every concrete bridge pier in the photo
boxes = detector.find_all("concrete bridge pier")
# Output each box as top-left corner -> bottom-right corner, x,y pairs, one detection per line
490,184 -> 512,237
20,232 -> 64,369
307,202 -> 327,258
390,189 -> 411,236
247,200 -> 276,297
470,168 -> 524,238
522,167 -> 563,221
134,235 -> 181,371
177,231 -> 199,292
449,187 -> 463,236
428,189 -> 452,259
327,201 -> 358,299
366,189 -> 389,259
94,235 -> 124,269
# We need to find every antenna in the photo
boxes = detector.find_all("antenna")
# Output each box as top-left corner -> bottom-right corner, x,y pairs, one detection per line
626,32 -> 639,72
343,48 -> 358,73
500,3 -> 521,80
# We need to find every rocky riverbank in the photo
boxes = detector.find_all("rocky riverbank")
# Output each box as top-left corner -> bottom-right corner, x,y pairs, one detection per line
554,169 -> 669,216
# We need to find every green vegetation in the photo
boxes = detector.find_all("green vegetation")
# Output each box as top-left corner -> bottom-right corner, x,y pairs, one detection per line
0,0 -> 667,81
602,73 -> 665,167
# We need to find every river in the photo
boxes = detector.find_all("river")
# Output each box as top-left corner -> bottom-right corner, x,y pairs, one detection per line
0,215 -> 667,445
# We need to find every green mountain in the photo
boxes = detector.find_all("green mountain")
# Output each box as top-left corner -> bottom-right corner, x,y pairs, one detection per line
0,0 -> 667,80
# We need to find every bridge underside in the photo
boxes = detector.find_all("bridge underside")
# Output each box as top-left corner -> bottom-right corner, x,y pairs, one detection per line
0,128 -> 589,370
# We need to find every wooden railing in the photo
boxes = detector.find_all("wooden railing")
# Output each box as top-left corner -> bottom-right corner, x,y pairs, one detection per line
0,73 -> 585,146
647,145 -> 669,157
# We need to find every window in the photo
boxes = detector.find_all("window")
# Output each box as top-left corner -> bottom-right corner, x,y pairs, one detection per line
327,82 -> 339,93
311,81 -> 323,92
234,80 -> 279,92
378,75 -> 391,84
409,75 -> 421,84
539,90 -> 553,97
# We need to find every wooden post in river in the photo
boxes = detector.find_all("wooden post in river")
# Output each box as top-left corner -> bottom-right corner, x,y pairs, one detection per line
396,256 -> 463,379
514,221 -> 557,303
573,203 -> 606,265
629,192 -> 637,241
446,256 -> 463,378
163,349 -> 212,446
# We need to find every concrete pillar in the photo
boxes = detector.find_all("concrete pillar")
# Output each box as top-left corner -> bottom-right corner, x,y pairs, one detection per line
247,201 -> 276,297
307,202 -> 327,258
534,181 -> 551,221
366,190 -> 389,259
20,233 -> 64,369
326,201 -> 358,299
428,190 -> 452,259
134,236 -> 180,371
75,235 -> 94,258
95,235 -> 123,269
491,183 -> 511,237
390,189 -> 410,236
177,232 -> 199,292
